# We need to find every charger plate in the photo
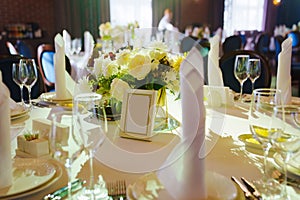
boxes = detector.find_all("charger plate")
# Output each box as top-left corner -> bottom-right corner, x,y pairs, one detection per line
0,158 -> 62,199
39,92 -> 72,104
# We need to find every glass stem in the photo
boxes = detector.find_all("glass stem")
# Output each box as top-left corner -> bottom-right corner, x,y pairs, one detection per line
89,149 -> 95,190
27,86 -> 32,106
66,159 -> 73,200
239,82 -> 243,101
262,142 -> 271,184
20,85 -> 24,105
251,81 -> 255,93
282,153 -> 290,199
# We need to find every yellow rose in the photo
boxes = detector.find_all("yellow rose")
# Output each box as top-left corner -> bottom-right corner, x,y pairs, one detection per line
128,54 -> 151,80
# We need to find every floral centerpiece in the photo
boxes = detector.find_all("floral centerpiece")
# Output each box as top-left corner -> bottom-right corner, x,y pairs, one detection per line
78,40 -> 185,119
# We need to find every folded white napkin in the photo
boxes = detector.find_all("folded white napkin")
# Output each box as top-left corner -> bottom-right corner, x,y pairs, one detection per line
84,31 -> 94,58
54,34 -> 73,99
0,71 -> 12,189
208,35 -> 224,86
276,37 -> 292,104
157,46 -> 206,199
63,29 -> 72,56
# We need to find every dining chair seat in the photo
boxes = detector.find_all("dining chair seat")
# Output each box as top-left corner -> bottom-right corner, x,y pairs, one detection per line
219,50 -> 271,94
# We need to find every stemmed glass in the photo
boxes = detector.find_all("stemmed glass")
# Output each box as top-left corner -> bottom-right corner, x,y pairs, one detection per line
19,58 -> 38,108
12,63 -> 28,105
248,88 -> 283,199
272,105 -> 300,199
234,55 -> 249,101
50,111 -> 84,200
74,93 -> 108,200
247,58 -> 261,93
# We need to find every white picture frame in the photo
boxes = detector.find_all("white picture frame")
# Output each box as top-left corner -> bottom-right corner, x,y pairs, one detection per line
119,89 -> 157,141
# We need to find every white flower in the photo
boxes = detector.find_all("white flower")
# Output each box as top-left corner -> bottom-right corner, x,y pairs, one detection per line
147,40 -> 168,51
116,49 -> 131,66
164,69 -> 177,83
77,77 -> 92,94
94,56 -> 104,76
102,60 -> 119,78
110,78 -> 131,101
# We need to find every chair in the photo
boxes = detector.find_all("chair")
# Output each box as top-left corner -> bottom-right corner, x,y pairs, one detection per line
219,50 -> 271,94
0,55 -> 42,102
16,40 -> 34,58
222,35 -> 242,55
254,33 -> 270,55
37,44 -> 72,92
6,41 -> 18,55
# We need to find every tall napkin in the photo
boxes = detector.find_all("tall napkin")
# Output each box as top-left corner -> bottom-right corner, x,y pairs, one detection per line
63,29 -> 72,56
54,33 -> 72,99
84,31 -> 94,58
0,71 -> 12,189
276,37 -> 292,104
157,46 -> 207,199
208,35 -> 224,86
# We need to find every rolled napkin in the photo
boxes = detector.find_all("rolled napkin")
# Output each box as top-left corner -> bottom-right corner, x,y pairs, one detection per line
276,37 -> 292,104
0,71 -> 12,189
63,29 -> 72,56
54,33 -> 72,99
84,31 -> 94,58
157,46 -> 206,199
208,35 -> 224,86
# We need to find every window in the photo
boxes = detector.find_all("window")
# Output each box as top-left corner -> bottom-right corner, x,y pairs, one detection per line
223,0 -> 267,37
109,0 -> 152,28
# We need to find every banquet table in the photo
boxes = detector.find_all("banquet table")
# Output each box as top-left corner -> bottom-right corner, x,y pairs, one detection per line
6,95 -> 300,200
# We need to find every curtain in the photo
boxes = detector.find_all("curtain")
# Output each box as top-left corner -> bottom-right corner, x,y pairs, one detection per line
54,0 -> 110,40
152,0 -> 181,29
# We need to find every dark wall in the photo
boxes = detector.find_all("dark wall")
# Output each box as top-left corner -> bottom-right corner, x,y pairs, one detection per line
276,0 -> 300,27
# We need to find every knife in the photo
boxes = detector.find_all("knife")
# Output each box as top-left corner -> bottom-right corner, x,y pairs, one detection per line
241,177 -> 262,200
231,176 -> 256,200
43,179 -> 84,200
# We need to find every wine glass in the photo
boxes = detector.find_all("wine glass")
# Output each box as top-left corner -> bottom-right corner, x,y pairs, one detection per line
247,58 -> 261,93
12,63 -> 28,105
19,58 -> 38,108
248,88 -> 283,199
272,105 -> 300,199
74,93 -> 108,200
234,55 -> 249,101
50,111 -> 84,200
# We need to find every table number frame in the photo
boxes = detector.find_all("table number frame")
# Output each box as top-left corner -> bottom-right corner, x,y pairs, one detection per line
119,89 -> 157,141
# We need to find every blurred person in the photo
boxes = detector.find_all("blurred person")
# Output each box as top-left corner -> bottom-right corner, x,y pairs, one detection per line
158,8 -> 178,31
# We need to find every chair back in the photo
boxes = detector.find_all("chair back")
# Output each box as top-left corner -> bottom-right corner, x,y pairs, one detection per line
222,35 -> 242,55
0,55 -> 42,102
219,50 -> 271,94
255,33 -> 270,55
16,40 -> 34,58
37,44 -> 72,92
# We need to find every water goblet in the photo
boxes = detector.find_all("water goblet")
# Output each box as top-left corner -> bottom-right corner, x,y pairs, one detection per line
12,63 -> 27,105
272,105 -> 300,199
19,58 -> 38,108
74,93 -> 108,200
50,111 -> 84,200
234,55 -> 249,101
247,58 -> 261,93
248,88 -> 283,199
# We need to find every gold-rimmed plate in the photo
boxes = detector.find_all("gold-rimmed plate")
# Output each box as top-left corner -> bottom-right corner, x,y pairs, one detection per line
10,105 -> 30,120
238,134 -> 275,155
39,92 -> 72,104
273,152 -> 300,179
0,158 -> 59,198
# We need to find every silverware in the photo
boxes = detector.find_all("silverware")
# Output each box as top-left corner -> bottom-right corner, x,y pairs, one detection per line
107,180 -> 127,200
231,176 -> 256,200
241,177 -> 262,200
43,179 -> 84,200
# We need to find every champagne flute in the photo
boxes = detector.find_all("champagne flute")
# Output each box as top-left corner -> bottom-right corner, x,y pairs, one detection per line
12,63 -> 28,105
247,58 -> 261,93
74,93 -> 108,200
272,105 -> 300,199
234,55 -> 249,101
248,88 -> 283,199
19,58 -> 38,108
50,111 -> 84,200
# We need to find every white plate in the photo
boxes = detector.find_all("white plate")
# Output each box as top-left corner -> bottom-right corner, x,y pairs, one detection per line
0,158 -> 60,198
39,92 -> 72,103
127,171 -> 238,200
273,152 -> 300,179
10,105 -> 29,120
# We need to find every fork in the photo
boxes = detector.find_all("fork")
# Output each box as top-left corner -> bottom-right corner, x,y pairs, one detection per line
107,180 -> 127,199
